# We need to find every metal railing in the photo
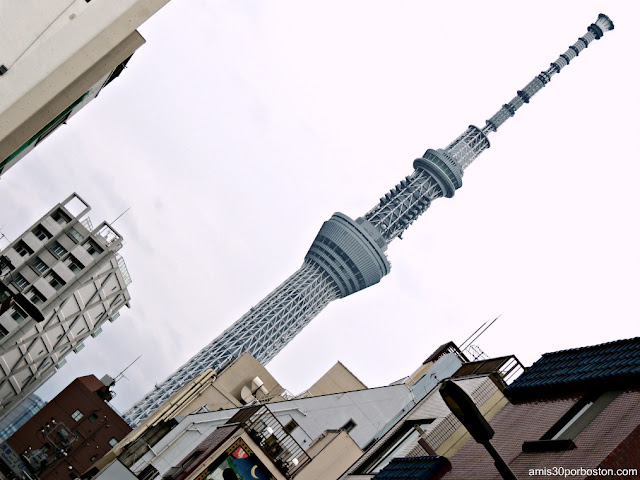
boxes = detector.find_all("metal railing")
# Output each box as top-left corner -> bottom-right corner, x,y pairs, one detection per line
115,254 -> 132,286
227,405 -> 310,478
452,355 -> 524,388
81,217 -> 94,232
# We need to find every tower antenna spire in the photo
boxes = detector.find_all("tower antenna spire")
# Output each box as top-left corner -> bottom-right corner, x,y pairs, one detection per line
123,14 -> 614,426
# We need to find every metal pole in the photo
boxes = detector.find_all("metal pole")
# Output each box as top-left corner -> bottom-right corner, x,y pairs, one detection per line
481,440 -> 519,480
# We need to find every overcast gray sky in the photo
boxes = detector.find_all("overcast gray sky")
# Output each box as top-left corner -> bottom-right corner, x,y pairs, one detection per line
1,1 -> 638,414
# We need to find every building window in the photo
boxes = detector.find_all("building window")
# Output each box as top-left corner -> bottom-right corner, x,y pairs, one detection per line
36,112 -> 71,146
66,255 -> 84,273
108,437 -> 118,447
14,241 -> 33,257
67,228 -> 83,242
11,306 -> 27,322
31,257 -> 48,274
341,419 -> 357,433
51,209 -> 71,225
523,391 -> 621,452
0,325 -> 9,340
32,225 -> 52,241
46,272 -> 65,290
0,256 -> 13,275
84,239 -> 103,258
358,421 -> 434,474
50,242 -> 68,259
284,419 -> 298,434
137,465 -> 160,480
71,409 -> 83,422
88,414 -> 98,423
29,288 -> 46,305
13,273 -> 29,290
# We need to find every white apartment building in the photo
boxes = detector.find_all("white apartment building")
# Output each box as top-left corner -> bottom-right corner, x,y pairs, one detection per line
0,193 -> 132,421
0,0 -> 170,177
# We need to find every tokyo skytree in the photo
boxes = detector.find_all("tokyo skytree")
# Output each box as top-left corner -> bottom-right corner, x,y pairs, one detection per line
124,14 -> 614,426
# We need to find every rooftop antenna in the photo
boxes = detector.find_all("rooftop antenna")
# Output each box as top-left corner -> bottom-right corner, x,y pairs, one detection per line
114,355 -> 142,383
460,315 -> 501,351
110,207 -> 131,226
459,319 -> 489,350
0,227 -> 10,248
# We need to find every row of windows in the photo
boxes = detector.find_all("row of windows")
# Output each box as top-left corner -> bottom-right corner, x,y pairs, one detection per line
32,222 -> 83,245
69,409 -> 118,446
11,268 -> 69,295
13,221 -> 97,265
9,247 -> 90,295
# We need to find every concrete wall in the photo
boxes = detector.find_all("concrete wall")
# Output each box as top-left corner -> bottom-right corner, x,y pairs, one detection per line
307,361 -> 367,397
297,430 -> 363,480
0,0 -> 169,176
92,460 -> 138,480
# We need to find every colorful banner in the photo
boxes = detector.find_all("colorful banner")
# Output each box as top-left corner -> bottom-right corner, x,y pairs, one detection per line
195,438 -> 277,480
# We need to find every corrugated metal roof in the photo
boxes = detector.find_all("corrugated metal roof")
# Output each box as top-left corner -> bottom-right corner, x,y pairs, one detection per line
506,337 -> 640,400
373,456 -> 451,480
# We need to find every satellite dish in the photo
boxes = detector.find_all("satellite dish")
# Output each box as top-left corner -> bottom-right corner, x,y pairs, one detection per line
240,385 -> 256,404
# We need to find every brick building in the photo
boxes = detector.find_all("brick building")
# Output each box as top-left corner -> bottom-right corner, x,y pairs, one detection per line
4,375 -> 131,479
437,337 -> 640,480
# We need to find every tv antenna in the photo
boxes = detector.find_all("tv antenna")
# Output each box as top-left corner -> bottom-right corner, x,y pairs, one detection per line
459,315 -> 501,351
114,355 -> 142,383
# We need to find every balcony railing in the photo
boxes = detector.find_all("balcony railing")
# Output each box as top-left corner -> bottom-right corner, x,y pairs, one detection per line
227,405 -> 310,478
451,355 -> 524,388
116,254 -> 132,287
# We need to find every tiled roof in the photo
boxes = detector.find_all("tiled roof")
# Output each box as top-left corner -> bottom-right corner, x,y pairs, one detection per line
506,337 -> 640,401
373,456 -> 451,480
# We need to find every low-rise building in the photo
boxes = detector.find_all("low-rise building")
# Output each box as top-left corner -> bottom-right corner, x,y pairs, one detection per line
3,375 -> 131,480
341,353 -> 521,479
439,337 -> 640,479
82,344 -> 469,480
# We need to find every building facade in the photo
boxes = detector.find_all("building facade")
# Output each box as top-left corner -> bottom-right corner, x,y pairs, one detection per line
0,193 -> 132,423
340,353 -> 522,479
0,0 -> 170,177
83,343 -> 470,479
357,338 -> 640,480
438,337 -> 640,480
0,393 -> 46,442
5,375 -> 132,480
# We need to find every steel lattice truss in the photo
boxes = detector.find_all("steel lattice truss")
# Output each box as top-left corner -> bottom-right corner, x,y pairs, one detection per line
124,15 -> 613,426
364,125 -> 491,242
124,261 -> 338,425
365,171 -> 442,242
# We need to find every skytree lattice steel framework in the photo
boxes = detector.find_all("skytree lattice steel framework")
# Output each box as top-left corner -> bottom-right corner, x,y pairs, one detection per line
124,14 -> 614,426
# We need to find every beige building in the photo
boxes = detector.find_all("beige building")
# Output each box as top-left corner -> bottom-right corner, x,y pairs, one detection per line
86,352 -> 369,479
340,354 -> 522,479
0,0 -> 170,177
82,344 -> 469,479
